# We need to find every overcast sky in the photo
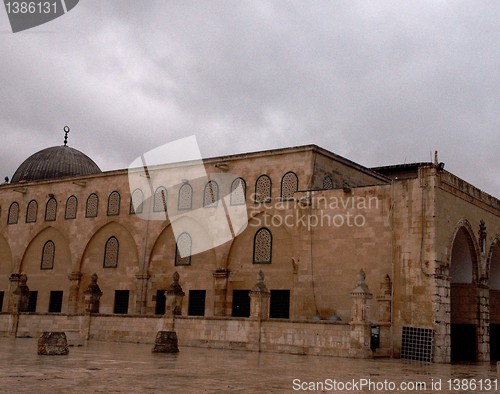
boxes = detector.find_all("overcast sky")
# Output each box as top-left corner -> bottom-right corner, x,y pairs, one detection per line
0,1 -> 499,195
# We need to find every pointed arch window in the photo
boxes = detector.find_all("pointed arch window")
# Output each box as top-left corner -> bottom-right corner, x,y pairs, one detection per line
41,240 -> 55,270
45,198 -> 57,221
203,181 -> 219,207
175,232 -> 192,266
107,191 -> 121,216
130,189 -> 144,214
153,186 -> 168,212
7,202 -> 19,225
65,195 -> 78,219
26,200 -> 38,223
280,172 -> 298,200
104,236 -> 119,268
230,178 -> 246,205
323,176 -> 334,190
86,193 -> 99,218
254,175 -> 271,203
178,183 -> 193,210
253,228 -> 272,264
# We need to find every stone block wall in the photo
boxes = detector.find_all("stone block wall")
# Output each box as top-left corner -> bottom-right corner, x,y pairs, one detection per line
259,319 -> 352,356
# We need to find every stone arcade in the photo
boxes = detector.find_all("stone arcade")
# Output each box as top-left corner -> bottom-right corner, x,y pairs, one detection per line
0,136 -> 499,363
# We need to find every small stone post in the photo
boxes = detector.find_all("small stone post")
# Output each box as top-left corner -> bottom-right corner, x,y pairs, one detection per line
38,332 -> 69,355
83,273 -> 102,314
164,272 -> 185,317
350,269 -> 373,357
249,270 -> 271,320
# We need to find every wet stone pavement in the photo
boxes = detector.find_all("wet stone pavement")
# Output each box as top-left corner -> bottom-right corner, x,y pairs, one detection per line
0,337 -> 498,393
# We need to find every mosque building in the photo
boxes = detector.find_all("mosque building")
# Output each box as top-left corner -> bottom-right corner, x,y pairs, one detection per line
0,129 -> 499,363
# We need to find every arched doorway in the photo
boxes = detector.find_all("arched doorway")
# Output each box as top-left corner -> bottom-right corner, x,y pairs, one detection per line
450,226 -> 479,362
489,240 -> 500,361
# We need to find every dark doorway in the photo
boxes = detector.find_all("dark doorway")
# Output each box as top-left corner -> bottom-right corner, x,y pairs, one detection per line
27,291 -> 37,312
0,291 -> 4,312
490,324 -> 500,361
48,291 -> 63,313
155,290 -> 166,315
232,290 -> 250,317
270,290 -> 290,319
113,290 -> 129,314
451,324 -> 476,362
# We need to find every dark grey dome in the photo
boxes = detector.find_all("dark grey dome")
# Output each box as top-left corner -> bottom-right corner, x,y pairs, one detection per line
11,145 -> 101,183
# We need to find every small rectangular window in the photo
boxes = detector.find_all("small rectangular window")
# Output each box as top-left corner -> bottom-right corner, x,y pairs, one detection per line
48,291 -> 63,313
270,290 -> 290,319
155,290 -> 166,315
114,290 -> 129,314
188,290 -> 206,316
231,290 -> 250,317
0,291 -> 4,312
27,291 -> 38,312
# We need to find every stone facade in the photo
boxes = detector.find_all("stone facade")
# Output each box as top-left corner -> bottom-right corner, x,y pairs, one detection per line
0,144 -> 499,363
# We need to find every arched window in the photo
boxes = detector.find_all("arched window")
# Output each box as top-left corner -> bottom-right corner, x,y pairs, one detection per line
7,202 -> 19,225
86,193 -> 99,218
65,195 -> 78,219
175,232 -> 192,266
107,191 -> 121,216
255,175 -> 271,203
323,176 -> 334,190
41,240 -> 55,270
203,181 -> 219,207
178,183 -> 193,210
103,236 -> 119,268
153,186 -> 168,212
230,178 -> 246,205
45,198 -> 57,221
130,189 -> 144,214
280,172 -> 298,200
253,228 -> 272,264
26,200 -> 38,223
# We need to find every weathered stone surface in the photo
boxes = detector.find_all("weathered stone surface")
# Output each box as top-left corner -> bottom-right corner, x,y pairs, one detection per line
37,332 -> 69,355
152,331 -> 179,353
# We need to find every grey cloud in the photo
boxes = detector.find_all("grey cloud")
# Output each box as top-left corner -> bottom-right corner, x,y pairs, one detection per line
0,0 -> 498,195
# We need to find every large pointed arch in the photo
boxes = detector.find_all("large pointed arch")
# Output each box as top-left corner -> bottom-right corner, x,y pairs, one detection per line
18,226 -> 72,313
488,236 -> 500,361
0,234 -> 13,307
449,220 -> 481,362
78,221 -> 140,315
147,218 -> 216,316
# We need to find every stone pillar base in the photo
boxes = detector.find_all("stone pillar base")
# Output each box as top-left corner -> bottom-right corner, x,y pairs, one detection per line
38,332 -> 69,355
152,331 -> 179,353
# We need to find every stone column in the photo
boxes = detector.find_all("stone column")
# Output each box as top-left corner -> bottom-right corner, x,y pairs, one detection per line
350,269 -> 373,357
165,272 -> 185,317
135,273 -> 151,315
13,274 -> 30,312
7,274 -> 22,314
477,284 -> 490,362
376,275 -> 392,323
213,269 -> 230,316
249,271 -> 271,320
67,272 -> 82,314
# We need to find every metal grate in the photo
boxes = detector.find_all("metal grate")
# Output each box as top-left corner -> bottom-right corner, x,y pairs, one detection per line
281,172 -> 298,199
65,196 -> 78,219
401,326 -> 434,362
45,198 -> 57,221
107,191 -> 120,216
